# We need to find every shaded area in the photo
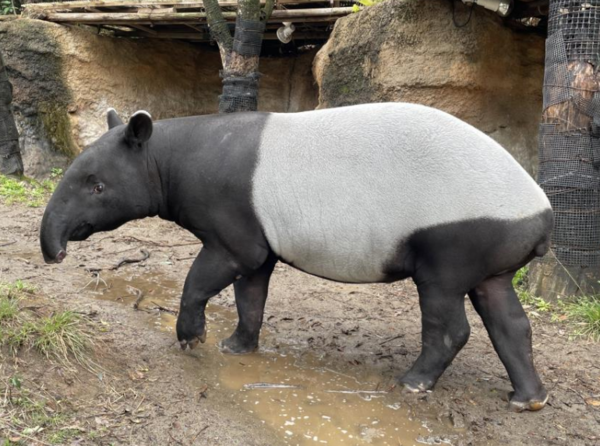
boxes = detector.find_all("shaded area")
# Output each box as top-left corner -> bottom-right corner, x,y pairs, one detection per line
0,50 -> 23,176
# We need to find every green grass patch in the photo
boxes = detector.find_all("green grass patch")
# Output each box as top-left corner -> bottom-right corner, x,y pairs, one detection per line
0,174 -> 57,208
558,295 -> 600,341
0,280 -> 96,370
513,267 -> 600,340
513,266 -> 552,311
0,374 -> 80,446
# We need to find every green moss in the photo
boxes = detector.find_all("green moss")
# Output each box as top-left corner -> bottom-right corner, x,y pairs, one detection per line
0,174 -> 56,207
38,102 -> 78,159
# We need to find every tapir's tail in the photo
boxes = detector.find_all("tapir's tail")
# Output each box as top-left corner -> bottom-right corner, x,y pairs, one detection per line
533,208 -> 554,258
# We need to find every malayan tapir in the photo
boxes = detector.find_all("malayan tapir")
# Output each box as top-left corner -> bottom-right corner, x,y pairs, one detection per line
40,103 -> 553,412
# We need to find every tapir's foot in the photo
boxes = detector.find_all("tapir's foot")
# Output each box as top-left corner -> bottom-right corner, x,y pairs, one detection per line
507,390 -> 549,412
218,334 -> 258,355
397,372 -> 436,393
176,312 -> 207,351
179,329 -> 206,350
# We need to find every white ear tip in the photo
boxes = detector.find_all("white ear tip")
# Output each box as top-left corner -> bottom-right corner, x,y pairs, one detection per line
107,107 -> 117,113
132,110 -> 152,119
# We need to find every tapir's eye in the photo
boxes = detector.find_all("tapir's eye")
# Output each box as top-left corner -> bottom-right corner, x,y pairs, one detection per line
93,183 -> 104,194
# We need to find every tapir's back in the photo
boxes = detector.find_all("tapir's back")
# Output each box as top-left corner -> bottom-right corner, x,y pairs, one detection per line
251,103 -> 550,283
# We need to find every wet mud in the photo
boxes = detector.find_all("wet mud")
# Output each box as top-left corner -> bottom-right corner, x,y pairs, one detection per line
1,203 -> 599,445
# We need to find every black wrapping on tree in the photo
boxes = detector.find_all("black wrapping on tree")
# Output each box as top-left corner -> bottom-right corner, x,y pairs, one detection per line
218,72 -> 261,113
232,17 -> 266,56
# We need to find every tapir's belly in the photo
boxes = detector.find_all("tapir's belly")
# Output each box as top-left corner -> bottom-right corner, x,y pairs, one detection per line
250,103 -> 550,283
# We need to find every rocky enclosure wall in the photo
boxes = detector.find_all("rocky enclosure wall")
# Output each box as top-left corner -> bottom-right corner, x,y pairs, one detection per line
313,0 -> 545,176
2,6 -> 545,178
0,19 -> 317,176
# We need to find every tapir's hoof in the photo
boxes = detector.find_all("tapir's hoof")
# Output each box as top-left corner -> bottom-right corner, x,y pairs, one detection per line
508,392 -> 549,412
218,337 -> 258,355
401,382 -> 431,393
179,329 -> 207,350
398,374 -> 435,394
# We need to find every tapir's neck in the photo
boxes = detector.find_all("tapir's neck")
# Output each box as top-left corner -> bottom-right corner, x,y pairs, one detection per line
142,112 -> 269,232
146,127 -> 172,221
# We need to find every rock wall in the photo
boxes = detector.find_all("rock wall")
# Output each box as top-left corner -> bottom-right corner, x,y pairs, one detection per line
313,0 -> 545,176
0,19 -> 318,176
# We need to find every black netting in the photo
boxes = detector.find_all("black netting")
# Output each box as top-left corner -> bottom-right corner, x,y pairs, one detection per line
218,72 -> 261,113
539,0 -> 600,267
548,1 -> 600,64
232,17 -> 266,57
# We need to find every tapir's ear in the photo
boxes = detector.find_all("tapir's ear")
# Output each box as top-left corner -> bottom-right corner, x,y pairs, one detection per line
107,108 -> 124,129
124,111 -> 153,148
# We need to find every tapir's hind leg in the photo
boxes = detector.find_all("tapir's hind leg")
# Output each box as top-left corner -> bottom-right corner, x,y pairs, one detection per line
219,254 -> 278,354
468,272 -> 548,412
399,284 -> 471,392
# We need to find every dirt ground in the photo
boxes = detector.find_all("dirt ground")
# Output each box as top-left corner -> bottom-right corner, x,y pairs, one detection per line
1,200 -> 599,446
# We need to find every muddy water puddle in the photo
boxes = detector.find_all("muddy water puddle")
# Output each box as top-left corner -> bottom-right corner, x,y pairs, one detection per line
87,271 -> 455,446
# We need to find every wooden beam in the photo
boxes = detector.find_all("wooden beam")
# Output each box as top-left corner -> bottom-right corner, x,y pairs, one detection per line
24,0 -> 330,12
129,23 -> 159,33
115,31 -> 329,42
40,7 -> 352,23
118,30 -> 328,40
184,23 -> 205,32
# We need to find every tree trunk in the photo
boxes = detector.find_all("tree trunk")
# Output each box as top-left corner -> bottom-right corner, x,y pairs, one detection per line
0,50 -> 23,176
202,0 -> 274,113
530,0 -> 600,301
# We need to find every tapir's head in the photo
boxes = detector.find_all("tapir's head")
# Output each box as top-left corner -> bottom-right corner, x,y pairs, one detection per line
40,109 -> 155,264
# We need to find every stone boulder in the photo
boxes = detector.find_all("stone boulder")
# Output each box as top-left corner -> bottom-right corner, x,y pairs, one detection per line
313,0 -> 545,175
0,19 -> 317,176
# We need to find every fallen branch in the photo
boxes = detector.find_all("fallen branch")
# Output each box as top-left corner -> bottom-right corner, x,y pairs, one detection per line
110,249 -> 150,270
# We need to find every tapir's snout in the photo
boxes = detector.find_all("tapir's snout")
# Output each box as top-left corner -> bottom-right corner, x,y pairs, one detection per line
40,206 -> 70,264
43,249 -> 67,264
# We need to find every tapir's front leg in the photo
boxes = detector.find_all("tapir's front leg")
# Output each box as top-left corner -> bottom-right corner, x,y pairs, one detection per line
219,253 -> 277,354
176,248 -> 241,350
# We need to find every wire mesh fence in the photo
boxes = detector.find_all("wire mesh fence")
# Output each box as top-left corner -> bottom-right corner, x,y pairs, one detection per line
539,0 -> 600,267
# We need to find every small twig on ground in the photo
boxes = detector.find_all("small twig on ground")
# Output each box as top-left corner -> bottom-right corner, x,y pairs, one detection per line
379,334 -> 405,345
120,236 -> 200,248
110,249 -> 150,271
243,383 -> 303,390
0,239 -> 16,247
175,256 -> 196,261
78,272 -> 109,291
149,301 -> 178,315
190,425 -> 209,443
132,288 -> 145,310
168,430 -> 184,445
324,390 -> 389,395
